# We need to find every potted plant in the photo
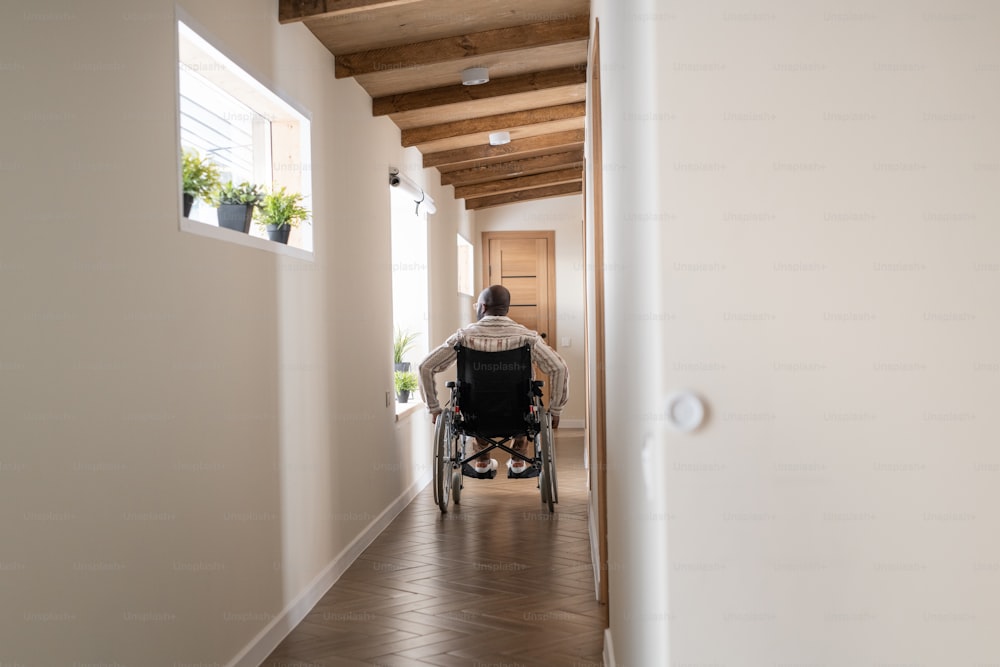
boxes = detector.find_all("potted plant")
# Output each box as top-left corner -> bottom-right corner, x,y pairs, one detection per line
394,370 -> 419,404
209,181 -> 265,233
181,148 -> 221,217
253,186 -> 309,244
393,327 -> 419,371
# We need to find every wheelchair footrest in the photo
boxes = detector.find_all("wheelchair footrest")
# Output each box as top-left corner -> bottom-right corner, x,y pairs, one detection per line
507,462 -> 541,479
461,462 -> 497,479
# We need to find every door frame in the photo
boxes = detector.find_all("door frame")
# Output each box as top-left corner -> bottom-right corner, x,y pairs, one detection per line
587,19 -> 610,610
480,230 -> 558,349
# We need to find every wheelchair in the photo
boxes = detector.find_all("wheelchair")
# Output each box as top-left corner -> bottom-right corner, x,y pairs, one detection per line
433,344 -> 558,513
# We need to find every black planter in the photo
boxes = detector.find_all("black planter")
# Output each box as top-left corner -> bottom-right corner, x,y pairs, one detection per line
183,193 -> 194,218
217,204 -> 253,233
394,362 -> 411,372
266,224 -> 291,244
396,390 -> 411,404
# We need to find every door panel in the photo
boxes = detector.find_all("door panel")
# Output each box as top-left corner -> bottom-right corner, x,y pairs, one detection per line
484,233 -> 555,345
504,276 -> 539,306
498,241 -> 539,276
506,306 -> 538,331
483,230 -> 558,402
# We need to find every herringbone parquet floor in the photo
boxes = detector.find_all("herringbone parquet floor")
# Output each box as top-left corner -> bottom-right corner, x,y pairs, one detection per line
261,429 -> 606,667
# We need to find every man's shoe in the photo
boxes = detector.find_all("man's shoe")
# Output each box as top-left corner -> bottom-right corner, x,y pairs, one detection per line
462,458 -> 498,479
507,459 -> 540,479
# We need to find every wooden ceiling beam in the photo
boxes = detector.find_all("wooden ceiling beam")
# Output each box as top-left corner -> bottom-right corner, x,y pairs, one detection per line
455,168 -> 582,199
424,129 -> 584,168
402,103 -> 584,147
279,0 -> 423,24
334,15 -> 589,78
373,67 -> 586,116
465,181 -> 583,210
441,150 -> 585,186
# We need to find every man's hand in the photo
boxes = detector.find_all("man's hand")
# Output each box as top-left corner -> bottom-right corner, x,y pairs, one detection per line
431,412 -> 438,424
551,415 -> 560,429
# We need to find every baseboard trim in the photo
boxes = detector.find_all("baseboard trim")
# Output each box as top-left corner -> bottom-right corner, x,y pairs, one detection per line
603,627 -> 616,667
560,418 -> 585,429
226,470 -> 433,667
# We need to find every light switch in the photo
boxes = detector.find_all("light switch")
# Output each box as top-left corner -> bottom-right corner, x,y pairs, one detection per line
560,337 -> 571,347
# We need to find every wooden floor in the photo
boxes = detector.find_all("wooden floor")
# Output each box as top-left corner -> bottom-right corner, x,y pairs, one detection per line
262,429 -> 606,667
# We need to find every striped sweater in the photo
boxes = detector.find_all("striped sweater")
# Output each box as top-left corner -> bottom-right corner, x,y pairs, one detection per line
417,316 -> 569,417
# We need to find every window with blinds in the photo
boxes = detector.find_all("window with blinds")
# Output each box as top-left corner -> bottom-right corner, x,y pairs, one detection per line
179,64 -> 273,225
177,18 -> 313,252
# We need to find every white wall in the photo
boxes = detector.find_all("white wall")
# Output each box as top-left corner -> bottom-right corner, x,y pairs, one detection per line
0,1 -> 467,664
593,1 -> 1000,665
424,168 -> 476,389
475,196 -> 587,426
587,2 -> 668,662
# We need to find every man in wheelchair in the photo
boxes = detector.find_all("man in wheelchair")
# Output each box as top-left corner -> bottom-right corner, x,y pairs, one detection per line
418,285 -> 569,480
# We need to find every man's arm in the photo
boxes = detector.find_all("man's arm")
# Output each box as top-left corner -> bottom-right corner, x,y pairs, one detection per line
531,337 -> 569,427
417,335 -> 460,416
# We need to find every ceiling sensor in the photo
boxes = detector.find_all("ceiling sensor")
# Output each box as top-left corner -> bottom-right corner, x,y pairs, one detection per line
489,131 -> 511,146
461,67 -> 489,85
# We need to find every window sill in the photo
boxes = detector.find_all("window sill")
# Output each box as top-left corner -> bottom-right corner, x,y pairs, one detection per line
180,216 -> 314,261
395,399 -> 424,422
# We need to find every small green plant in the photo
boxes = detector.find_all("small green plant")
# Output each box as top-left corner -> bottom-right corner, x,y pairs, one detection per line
393,327 -> 419,365
394,370 -> 419,394
254,186 -> 310,229
209,181 -> 265,207
181,148 -> 221,200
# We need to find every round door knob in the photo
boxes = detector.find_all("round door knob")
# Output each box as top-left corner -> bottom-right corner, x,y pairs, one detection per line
664,391 -> 705,432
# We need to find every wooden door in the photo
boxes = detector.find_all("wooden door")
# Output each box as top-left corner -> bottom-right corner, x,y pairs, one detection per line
588,20 -> 610,611
482,231 -> 557,346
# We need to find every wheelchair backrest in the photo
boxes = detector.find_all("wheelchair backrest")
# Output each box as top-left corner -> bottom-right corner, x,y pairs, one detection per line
455,344 -> 534,437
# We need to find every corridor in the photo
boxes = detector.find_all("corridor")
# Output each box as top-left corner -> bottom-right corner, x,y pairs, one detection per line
262,430 -> 605,667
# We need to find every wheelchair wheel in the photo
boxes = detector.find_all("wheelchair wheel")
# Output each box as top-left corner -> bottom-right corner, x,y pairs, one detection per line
540,464 -> 553,512
539,417 -> 555,513
433,412 -> 453,513
545,413 -> 558,504
452,435 -> 467,504
451,469 -> 463,504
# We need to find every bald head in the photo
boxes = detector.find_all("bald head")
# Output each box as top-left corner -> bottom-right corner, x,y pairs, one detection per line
477,285 -> 510,317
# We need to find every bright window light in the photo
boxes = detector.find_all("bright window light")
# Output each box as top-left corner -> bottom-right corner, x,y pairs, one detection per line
391,183 -> 429,409
457,235 -> 474,296
177,19 -> 312,252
